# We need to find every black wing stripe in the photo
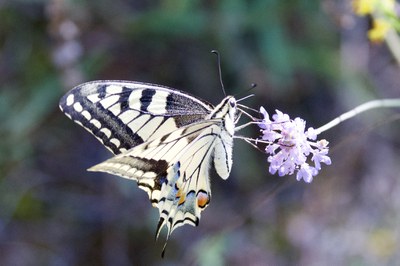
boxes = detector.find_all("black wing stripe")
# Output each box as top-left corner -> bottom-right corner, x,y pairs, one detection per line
140,89 -> 157,112
97,84 -> 107,98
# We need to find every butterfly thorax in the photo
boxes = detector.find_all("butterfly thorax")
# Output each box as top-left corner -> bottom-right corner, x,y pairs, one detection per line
208,96 -> 237,137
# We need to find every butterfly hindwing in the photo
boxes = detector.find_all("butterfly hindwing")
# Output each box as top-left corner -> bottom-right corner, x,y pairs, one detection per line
59,80 -> 214,154
88,119 -> 223,236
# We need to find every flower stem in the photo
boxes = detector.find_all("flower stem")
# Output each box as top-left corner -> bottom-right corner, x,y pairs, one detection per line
315,99 -> 400,134
385,30 -> 400,65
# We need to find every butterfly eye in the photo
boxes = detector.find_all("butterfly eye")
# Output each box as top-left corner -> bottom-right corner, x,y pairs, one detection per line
229,99 -> 236,107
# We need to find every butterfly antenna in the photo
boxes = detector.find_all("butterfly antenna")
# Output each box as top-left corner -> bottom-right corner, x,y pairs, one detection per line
248,83 -> 257,94
237,94 -> 255,103
211,50 -> 227,96
248,83 -> 257,92
233,82 -> 257,99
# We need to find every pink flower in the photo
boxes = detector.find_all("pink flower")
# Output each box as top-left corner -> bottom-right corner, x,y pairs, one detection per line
258,107 -> 331,182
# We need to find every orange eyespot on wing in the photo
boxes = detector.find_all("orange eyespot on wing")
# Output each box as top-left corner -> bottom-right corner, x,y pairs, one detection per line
177,190 -> 186,205
197,190 -> 210,209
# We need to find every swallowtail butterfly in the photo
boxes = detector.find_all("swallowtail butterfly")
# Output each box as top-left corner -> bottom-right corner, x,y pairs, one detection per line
59,80 -> 239,253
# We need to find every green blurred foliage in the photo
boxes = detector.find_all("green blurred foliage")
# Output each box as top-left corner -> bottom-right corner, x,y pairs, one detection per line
0,0 -> 399,265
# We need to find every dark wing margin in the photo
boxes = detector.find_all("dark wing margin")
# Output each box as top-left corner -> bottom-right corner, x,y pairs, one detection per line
59,80 -> 214,154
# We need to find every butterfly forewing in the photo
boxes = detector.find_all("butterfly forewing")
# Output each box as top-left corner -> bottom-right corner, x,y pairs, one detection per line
59,80 -> 214,154
59,80 -> 237,248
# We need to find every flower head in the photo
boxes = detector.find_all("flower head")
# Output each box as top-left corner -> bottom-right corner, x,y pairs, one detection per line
258,107 -> 331,183
352,0 -> 396,43
353,0 -> 375,15
368,19 -> 391,43
352,0 -> 395,15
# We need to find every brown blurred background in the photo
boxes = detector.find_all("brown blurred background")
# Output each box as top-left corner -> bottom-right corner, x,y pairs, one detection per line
1,0 -> 400,265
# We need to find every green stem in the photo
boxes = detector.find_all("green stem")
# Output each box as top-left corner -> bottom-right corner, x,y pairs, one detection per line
315,99 -> 400,134
385,29 -> 400,64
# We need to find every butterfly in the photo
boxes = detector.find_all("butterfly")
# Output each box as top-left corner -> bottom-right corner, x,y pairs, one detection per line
59,80 -> 246,254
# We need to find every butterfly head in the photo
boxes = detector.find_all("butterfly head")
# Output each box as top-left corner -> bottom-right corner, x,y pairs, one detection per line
228,97 -> 237,108
228,96 -> 238,119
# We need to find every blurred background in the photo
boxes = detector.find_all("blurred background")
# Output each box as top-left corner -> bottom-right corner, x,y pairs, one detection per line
1,0 -> 400,265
